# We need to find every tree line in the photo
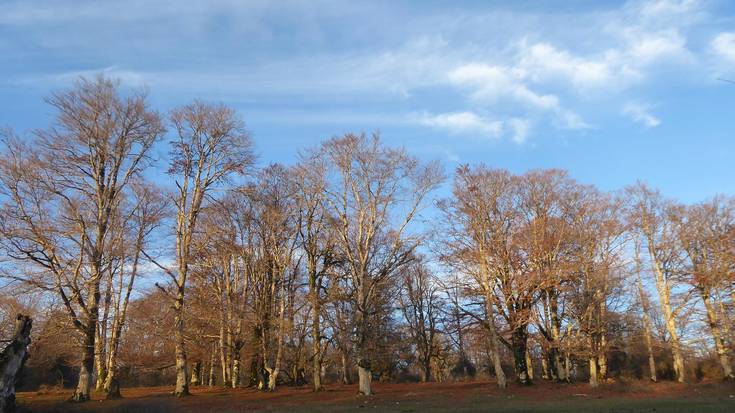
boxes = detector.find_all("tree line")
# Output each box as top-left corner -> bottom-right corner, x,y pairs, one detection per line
0,76 -> 733,402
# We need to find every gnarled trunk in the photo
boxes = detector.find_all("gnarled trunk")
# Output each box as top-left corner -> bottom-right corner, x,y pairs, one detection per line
0,315 -> 32,413
511,326 -> 531,385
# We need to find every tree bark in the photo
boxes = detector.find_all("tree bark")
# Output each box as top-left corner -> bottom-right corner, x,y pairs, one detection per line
650,252 -> 686,382
190,361 -> 201,386
357,363 -> 372,396
511,326 -> 531,385
0,315 -> 32,413
173,287 -> 190,397
525,347 -> 534,381
310,287 -> 322,391
702,292 -> 734,380
589,355 -> 598,388
485,291 -> 507,388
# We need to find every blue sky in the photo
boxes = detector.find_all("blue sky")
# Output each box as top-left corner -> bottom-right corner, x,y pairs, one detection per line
1,0 -> 734,203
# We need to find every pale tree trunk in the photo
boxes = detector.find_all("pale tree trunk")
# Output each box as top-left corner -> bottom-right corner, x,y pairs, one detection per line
650,249 -> 686,382
94,325 -> 107,392
219,325 -> 229,386
341,352 -> 351,384
95,279 -> 112,393
231,358 -> 240,388
208,344 -> 216,387
550,313 -> 566,381
641,305 -> 658,382
589,354 -> 598,388
484,288 -> 507,388
525,347 -> 534,381
173,286 -> 190,397
103,327 -> 122,399
598,303 -> 608,380
356,283 -> 372,396
311,291 -> 322,391
636,245 -> 657,382
541,355 -> 550,380
0,315 -> 32,413
357,364 -> 371,395
265,280 -> 287,392
702,292 -> 734,380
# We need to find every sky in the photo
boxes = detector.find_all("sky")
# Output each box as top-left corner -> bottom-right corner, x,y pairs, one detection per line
1,0 -> 735,203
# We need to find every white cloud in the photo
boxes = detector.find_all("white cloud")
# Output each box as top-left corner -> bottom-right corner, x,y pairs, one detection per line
448,64 -> 559,110
622,101 -> 661,128
634,0 -> 701,20
712,32 -> 735,63
517,42 -> 615,90
623,28 -> 688,63
508,118 -> 531,144
416,112 -> 537,145
417,111 -> 503,139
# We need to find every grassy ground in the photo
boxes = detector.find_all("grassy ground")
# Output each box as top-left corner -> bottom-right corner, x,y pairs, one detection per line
16,380 -> 735,413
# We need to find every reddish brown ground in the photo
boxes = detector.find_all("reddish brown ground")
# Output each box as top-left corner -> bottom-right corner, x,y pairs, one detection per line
16,380 -> 735,413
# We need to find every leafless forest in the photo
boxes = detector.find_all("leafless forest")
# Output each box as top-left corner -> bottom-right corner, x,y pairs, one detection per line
1,76 -> 734,406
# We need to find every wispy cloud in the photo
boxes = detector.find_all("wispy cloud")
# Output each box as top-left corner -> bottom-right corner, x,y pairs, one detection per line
415,111 -> 535,145
417,111 -> 503,139
712,32 -> 735,64
0,0 -> 723,145
622,101 -> 661,128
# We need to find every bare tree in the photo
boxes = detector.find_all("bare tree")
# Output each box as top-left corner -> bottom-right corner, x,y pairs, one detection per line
627,183 -> 688,382
673,197 -> 735,380
633,235 -> 658,382
398,257 -> 440,382
0,76 -> 163,401
103,183 -> 166,398
293,155 -> 338,391
319,133 -> 443,395
152,101 -> 254,397
438,165 -> 515,387
566,192 -> 626,387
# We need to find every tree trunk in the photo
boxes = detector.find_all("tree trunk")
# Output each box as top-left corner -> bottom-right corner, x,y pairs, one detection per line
173,289 -> 190,397
549,295 -> 566,382
651,254 -> 685,382
219,325 -> 229,387
208,342 -> 216,387
190,361 -> 201,386
589,355 -> 598,388
0,315 -> 32,413
637,260 -> 657,382
485,294 -> 507,388
421,360 -> 431,383
72,317 -> 96,402
525,347 -> 534,381
357,363 -> 372,395
598,335 -> 607,381
541,354 -> 550,380
341,352 -> 351,384
511,326 -> 531,385
103,337 -> 122,399
311,289 -> 322,391
702,292 -> 734,380
231,357 -> 240,388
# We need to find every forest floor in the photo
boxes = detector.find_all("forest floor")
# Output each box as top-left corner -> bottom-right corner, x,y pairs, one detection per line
15,379 -> 735,413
